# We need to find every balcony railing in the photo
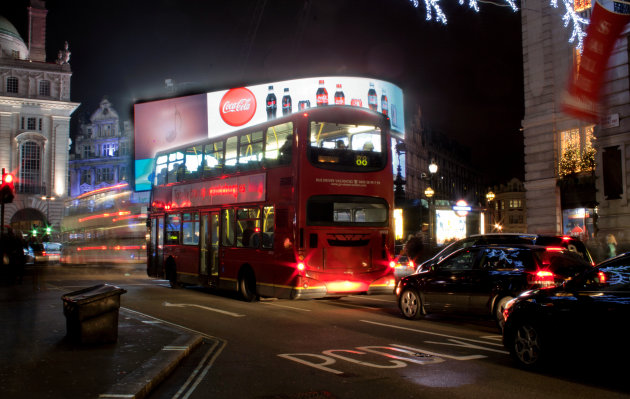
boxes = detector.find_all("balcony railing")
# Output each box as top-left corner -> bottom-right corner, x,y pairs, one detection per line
17,184 -> 46,195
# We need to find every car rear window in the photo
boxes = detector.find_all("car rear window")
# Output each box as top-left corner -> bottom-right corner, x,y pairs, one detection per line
534,250 -> 591,277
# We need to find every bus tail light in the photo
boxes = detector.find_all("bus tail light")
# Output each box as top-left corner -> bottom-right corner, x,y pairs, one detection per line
389,261 -> 396,269
297,262 -> 305,271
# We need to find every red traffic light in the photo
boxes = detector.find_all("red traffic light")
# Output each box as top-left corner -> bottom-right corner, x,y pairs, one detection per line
1,170 -> 15,204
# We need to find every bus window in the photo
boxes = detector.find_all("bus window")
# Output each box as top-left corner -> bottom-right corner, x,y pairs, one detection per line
237,207 -> 261,248
262,206 -> 274,249
155,155 -> 168,186
224,137 -> 238,174
308,122 -> 386,171
221,208 -> 235,246
167,151 -> 184,183
204,141 -> 224,177
184,145 -> 203,180
307,195 -> 388,226
182,213 -> 200,245
166,213 -> 181,244
238,131 -> 263,171
265,122 -> 293,165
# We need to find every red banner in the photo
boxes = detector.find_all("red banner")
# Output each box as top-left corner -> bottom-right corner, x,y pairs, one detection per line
562,2 -> 630,122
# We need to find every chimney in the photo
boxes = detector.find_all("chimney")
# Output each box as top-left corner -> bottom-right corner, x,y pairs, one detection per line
28,0 -> 48,62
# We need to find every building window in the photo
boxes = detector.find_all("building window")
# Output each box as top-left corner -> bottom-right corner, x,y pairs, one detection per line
96,168 -> 113,183
20,141 -> 41,189
39,80 -> 51,97
11,50 -> 19,59
82,145 -> 92,159
81,170 -> 92,185
27,117 -> 37,130
6,77 -> 18,93
559,125 -> 596,177
103,143 -> 117,156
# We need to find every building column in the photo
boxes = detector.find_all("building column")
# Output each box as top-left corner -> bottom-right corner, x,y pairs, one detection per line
524,177 -> 561,234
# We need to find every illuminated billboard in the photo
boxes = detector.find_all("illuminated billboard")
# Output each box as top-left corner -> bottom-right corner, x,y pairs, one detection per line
436,210 -> 467,245
134,76 -> 404,191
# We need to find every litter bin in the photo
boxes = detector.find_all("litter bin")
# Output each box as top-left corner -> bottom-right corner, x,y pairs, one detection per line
62,283 -> 127,344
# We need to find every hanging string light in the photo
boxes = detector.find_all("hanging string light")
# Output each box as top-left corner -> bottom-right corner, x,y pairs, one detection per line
408,0 -> 588,52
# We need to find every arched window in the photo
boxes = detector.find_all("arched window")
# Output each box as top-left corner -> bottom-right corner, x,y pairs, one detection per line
20,141 -> 41,193
6,77 -> 18,94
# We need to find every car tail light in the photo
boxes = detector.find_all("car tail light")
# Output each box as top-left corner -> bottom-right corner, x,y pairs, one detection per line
545,247 -> 564,252
530,270 -> 556,287
598,271 -> 606,284
409,260 -> 415,268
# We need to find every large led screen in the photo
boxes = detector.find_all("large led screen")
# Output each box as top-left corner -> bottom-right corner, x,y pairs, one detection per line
134,76 -> 404,191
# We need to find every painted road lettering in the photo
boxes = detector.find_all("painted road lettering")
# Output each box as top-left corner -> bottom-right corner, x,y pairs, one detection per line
279,343 -> 486,375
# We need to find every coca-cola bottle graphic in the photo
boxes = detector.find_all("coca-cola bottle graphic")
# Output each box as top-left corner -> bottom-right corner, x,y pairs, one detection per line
298,100 -> 310,110
334,83 -> 345,105
391,104 -> 398,127
367,82 -> 378,111
282,88 -> 292,115
316,80 -> 328,107
380,88 -> 388,116
266,85 -> 277,120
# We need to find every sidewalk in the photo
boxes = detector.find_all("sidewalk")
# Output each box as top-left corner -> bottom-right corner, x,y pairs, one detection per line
0,270 -> 202,399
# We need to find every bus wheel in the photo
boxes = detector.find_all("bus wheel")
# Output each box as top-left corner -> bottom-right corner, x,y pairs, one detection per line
166,258 -> 181,289
239,268 -> 258,302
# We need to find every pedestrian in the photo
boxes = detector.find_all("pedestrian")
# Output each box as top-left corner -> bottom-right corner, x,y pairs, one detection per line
606,234 -> 617,259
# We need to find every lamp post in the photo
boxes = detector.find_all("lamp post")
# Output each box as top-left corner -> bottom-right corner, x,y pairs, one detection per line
41,195 -> 56,227
425,160 -> 438,247
486,191 -> 495,233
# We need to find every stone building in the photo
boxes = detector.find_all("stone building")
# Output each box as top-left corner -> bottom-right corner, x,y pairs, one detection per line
521,0 -> 627,256
487,178 -> 527,234
0,1 -> 78,236
68,98 -> 132,197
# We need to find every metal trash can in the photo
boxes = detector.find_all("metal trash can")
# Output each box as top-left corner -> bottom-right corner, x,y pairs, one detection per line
62,283 -> 127,344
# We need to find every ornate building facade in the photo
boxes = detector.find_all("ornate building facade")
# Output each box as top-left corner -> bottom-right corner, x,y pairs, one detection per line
68,98 -> 132,197
521,0 -> 625,256
0,1 -> 78,235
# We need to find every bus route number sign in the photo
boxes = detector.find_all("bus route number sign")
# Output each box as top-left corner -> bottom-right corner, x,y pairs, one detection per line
355,155 -> 368,167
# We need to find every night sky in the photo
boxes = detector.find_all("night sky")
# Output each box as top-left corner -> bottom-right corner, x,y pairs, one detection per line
2,0 -> 524,185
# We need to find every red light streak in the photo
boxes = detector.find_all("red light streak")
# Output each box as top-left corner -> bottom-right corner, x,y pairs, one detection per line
77,182 -> 128,199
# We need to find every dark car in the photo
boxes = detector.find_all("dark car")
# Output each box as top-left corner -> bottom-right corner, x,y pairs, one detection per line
396,244 -> 592,323
416,234 -> 594,273
502,252 -> 630,369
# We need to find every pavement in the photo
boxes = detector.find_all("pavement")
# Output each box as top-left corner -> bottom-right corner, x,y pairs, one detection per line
0,265 -> 203,399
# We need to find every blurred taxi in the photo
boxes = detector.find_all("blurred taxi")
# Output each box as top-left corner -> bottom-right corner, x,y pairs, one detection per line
391,255 -> 415,282
26,242 -> 62,264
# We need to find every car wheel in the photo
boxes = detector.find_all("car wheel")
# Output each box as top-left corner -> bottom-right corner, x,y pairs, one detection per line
494,296 -> 513,323
239,268 -> 258,302
399,287 -> 425,320
510,321 -> 544,368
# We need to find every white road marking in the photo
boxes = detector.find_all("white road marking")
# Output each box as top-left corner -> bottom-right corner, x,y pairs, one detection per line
163,302 -> 245,317
260,302 -> 312,311
360,319 -> 505,347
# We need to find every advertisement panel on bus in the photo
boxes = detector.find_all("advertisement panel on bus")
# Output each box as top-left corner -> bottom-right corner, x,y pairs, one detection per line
134,76 -> 404,191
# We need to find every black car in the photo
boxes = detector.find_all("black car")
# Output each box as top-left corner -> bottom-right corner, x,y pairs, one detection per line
502,252 -> 630,369
416,234 -> 594,272
396,244 -> 592,323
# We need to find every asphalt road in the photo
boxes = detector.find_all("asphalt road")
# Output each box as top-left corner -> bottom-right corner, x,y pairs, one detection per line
46,265 -> 628,399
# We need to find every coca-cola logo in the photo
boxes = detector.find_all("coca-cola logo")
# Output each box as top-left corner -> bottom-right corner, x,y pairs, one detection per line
219,87 -> 257,126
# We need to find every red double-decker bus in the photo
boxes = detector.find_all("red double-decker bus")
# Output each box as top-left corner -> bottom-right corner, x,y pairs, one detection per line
147,106 -> 396,300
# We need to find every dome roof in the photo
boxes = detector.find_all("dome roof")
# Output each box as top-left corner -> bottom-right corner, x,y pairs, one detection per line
0,15 -> 28,59
0,15 -> 24,42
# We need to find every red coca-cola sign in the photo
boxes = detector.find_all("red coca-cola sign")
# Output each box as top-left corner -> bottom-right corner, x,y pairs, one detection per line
219,87 -> 257,126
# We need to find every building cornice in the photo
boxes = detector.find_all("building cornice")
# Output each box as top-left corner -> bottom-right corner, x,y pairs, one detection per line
0,96 -> 80,111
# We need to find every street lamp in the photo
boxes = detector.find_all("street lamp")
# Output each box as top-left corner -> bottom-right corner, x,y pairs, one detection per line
486,191 -> 495,232
425,160 -> 438,247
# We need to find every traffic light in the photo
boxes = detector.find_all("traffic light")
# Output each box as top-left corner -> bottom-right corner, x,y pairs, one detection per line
1,170 -> 15,204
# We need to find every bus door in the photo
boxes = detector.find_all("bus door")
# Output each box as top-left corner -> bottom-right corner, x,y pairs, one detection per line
200,212 -> 220,285
149,216 -> 164,277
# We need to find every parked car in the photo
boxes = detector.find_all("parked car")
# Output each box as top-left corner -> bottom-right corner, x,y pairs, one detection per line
396,244 -> 593,323
392,255 -> 415,282
416,234 -> 594,273
502,252 -> 630,369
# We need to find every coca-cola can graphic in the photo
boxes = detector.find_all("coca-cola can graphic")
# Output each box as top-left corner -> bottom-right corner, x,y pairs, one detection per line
351,99 -> 363,107
298,100 -> 311,110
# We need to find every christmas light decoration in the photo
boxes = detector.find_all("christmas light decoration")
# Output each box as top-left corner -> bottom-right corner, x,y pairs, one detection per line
408,0 -> 588,52
551,0 -> 589,52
